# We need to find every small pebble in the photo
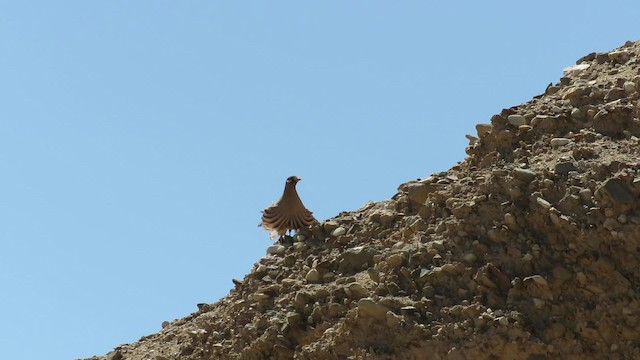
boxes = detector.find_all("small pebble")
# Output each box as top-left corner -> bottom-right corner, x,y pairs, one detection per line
536,197 -> 552,209
497,316 -> 509,327
305,269 -> 321,282
524,275 -> 549,286
252,293 -> 270,302
504,213 -> 517,228
549,212 -> 562,226
576,272 -> 587,284
331,227 -> 346,237
579,188 -> 593,202
623,81 -> 636,92
463,253 -> 477,264
550,138 -> 571,148
570,108 -> 584,121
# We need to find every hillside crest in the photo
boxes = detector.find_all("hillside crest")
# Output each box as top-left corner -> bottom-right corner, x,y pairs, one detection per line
87,40 -> 640,360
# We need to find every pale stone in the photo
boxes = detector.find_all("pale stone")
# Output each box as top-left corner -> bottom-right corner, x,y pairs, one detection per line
507,114 -> 527,126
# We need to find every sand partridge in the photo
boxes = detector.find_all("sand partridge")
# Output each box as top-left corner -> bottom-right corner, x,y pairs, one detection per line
260,176 -> 316,238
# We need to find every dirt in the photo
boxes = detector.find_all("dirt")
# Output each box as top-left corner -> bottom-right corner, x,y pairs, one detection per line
84,39 -> 640,360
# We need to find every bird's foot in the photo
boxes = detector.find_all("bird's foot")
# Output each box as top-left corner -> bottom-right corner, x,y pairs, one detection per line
278,234 -> 294,246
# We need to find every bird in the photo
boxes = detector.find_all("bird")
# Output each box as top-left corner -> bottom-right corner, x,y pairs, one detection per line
260,176 -> 316,238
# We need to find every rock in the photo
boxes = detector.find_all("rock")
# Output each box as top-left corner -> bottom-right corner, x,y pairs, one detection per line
524,275 -> 549,287
344,283 -> 368,299
367,268 -> 380,283
504,213 -> 517,228
252,293 -> 270,302
579,188 -> 593,202
595,52 -> 610,64
357,298 -> 390,321
596,178 -> 636,204
369,209 -> 396,225
608,50 -> 630,63
266,245 -> 286,255
322,220 -> 340,233
305,269 -> 321,282
546,85 -> 560,95
293,292 -> 309,311
463,253 -> 477,264
386,311 -> 402,328
507,114 -> 527,126
555,161 -> 578,176
496,316 -> 509,327
524,275 -> 553,300
408,217 -> 428,232
563,63 -> 590,77
331,227 -> 346,237
564,86 -> 592,106
536,197 -> 552,209
623,81 -> 636,93
570,107 -> 585,122
576,52 -> 596,63
386,253 -> 404,268
475,123 -> 492,138
550,138 -> 571,148
530,114 -> 559,132
592,105 -> 635,137
337,246 -> 378,273
286,312 -> 302,326
513,168 -> 537,182
322,272 -> 336,282
465,134 -> 478,146
405,182 -> 436,204
557,194 -> 582,215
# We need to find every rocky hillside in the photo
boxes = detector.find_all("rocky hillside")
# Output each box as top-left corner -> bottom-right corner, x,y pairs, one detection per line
86,40 -> 640,360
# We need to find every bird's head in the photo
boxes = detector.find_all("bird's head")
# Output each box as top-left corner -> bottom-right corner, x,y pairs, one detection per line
286,176 -> 301,184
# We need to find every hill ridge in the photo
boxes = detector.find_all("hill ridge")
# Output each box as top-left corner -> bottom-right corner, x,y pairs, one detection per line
86,39 -> 640,360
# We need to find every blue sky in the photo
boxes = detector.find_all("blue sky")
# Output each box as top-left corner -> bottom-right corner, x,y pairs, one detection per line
0,2 -> 637,359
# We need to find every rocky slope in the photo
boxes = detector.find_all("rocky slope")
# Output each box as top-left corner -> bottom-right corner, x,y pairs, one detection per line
86,40 -> 640,360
